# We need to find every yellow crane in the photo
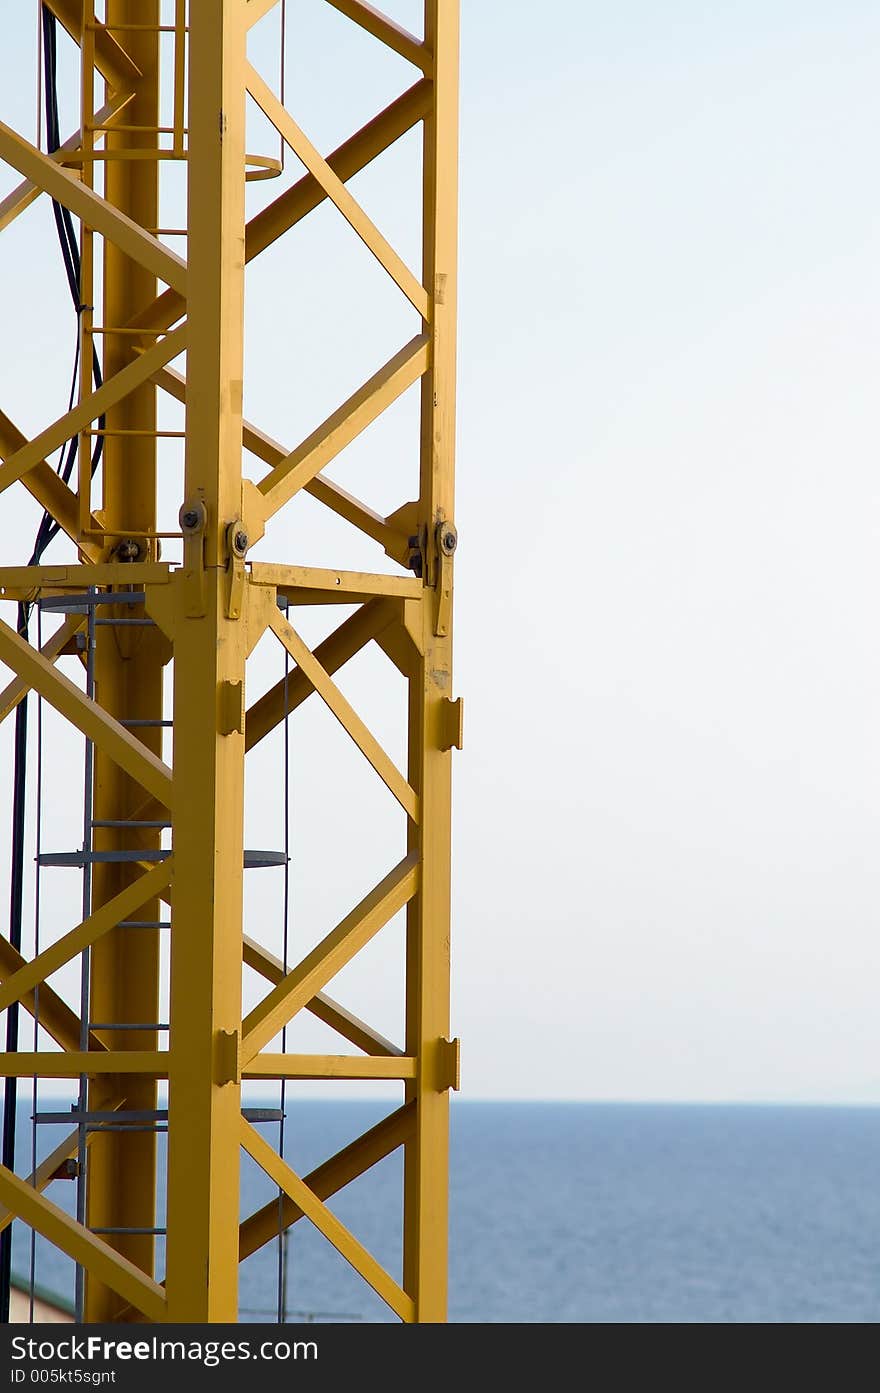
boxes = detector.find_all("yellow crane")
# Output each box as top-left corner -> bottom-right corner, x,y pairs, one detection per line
0,0 -> 459,1323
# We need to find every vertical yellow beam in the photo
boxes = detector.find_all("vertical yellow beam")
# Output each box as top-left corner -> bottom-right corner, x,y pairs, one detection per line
163,0 -> 247,1323
85,1 -> 163,1322
403,0 -> 460,1322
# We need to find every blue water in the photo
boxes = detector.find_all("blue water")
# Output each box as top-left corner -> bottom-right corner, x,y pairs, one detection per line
10,1102 -> 880,1323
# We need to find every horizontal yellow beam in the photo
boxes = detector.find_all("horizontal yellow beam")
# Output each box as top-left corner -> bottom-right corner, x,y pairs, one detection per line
270,608 -> 418,820
256,334 -> 430,518
0,327 -> 187,496
241,852 -> 419,1064
0,1053 -> 168,1078
0,616 -> 174,811
243,1054 -> 416,1080
0,1163 -> 165,1323
250,563 -> 419,603
325,0 -> 433,75
0,862 -> 172,1015
239,1102 -> 414,1261
0,563 -> 173,593
246,64 -> 429,320
241,1118 -> 414,1321
0,122 -> 184,293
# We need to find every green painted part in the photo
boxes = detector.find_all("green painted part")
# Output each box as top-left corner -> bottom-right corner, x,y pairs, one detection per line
10,1269 -> 75,1317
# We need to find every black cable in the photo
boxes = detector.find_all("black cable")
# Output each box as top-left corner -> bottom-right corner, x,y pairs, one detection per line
0,4 -> 106,1321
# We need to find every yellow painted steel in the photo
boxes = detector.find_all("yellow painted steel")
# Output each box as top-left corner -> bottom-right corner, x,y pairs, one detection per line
0,0 -> 460,1323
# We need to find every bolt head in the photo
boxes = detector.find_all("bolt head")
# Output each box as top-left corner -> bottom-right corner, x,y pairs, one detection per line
181,509 -> 200,530
234,530 -> 249,555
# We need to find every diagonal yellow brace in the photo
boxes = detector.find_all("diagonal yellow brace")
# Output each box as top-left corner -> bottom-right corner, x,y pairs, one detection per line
326,0 -> 433,75
256,334 -> 430,519
0,861 -> 173,1015
246,64 -> 429,319
45,0 -> 142,91
239,1102 -> 415,1261
0,1091 -> 123,1238
269,608 -> 418,820
0,410 -> 103,552
0,1164 -> 165,1322
0,616 -> 174,810
125,79 -> 431,339
0,120 -> 185,293
0,936 -> 107,1054
241,1117 -> 414,1321
0,614 -> 84,728
0,325 -> 187,496
155,364 -> 410,554
245,597 -> 396,750
0,95 -> 135,235
241,851 -> 419,1065
243,932 -> 404,1056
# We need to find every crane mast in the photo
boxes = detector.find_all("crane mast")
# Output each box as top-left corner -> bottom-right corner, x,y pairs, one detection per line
0,0 -> 459,1323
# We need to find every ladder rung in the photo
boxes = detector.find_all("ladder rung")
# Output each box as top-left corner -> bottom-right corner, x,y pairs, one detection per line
121,720 -> 173,728
94,617 -> 156,626
90,1227 -> 167,1236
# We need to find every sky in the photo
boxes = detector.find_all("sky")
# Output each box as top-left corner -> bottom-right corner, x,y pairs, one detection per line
0,1 -> 879,1102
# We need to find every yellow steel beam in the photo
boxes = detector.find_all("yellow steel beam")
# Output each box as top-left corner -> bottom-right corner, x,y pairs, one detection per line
250,563 -> 419,603
0,327 -> 186,496
0,123 -> 184,292
325,0 -> 433,75
85,2 -> 166,1317
241,1118 -> 414,1322
155,364 -> 410,557
0,1053 -> 168,1077
0,615 -> 84,728
255,335 -> 430,520
269,607 -> 419,820
45,0 -> 142,91
242,935 -> 404,1056
242,1054 -> 416,1080
162,0 -> 248,1324
0,410 -> 103,552
0,937 -> 108,1055
0,95 -> 135,235
0,1165 -> 165,1322
126,78 -> 430,337
244,597 -> 396,750
0,616 -> 174,809
0,862 -> 172,1015
246,64 -> 429,319
240,852 -> 419,1065
239,1101 -> 414,1261
0,1092 -> 124,1238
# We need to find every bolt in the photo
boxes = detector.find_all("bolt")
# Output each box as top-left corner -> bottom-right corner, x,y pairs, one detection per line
441,529 -> 457,553
234,530 -> 249,555
116,538 -> 141,562
181,509 -> 200,530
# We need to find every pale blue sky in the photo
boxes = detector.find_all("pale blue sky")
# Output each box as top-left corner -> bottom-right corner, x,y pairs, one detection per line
0,2 -> 879,1100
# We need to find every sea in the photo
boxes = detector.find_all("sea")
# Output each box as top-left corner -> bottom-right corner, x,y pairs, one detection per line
8,1101 -> 880,1323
